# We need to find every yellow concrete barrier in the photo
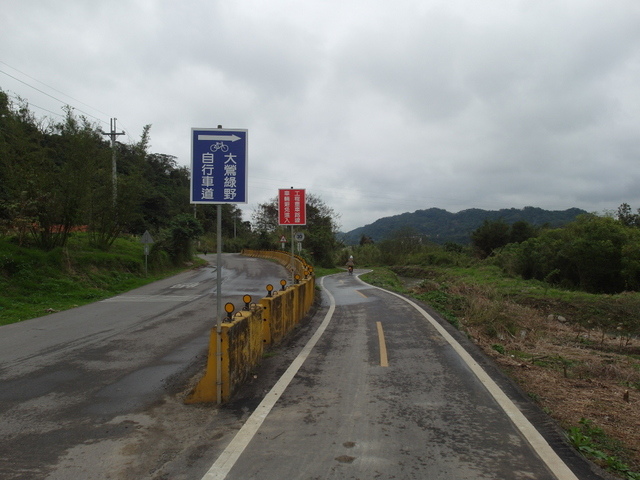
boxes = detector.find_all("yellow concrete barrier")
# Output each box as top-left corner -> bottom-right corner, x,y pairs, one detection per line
185,250 -> 316,404
185,306 -> 264,404
242,248 -> 313,282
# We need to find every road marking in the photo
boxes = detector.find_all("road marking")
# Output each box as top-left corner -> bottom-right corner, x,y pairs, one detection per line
171,282 -> 201,289
201,277 -> 337,480
356,290 -> 367,298
376,321 -> 389,367
101,295 -> 202,303
363,280 -> 579,480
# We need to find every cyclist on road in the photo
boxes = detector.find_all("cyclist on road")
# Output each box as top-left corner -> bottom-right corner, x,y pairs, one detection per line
345,255 -> 355,275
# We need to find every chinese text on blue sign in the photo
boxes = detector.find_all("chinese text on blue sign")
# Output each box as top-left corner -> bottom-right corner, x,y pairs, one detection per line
190,128 -> 248,204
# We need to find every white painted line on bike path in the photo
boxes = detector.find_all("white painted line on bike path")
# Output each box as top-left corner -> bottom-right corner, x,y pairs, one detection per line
202,273 -> 578,480
200,276 -> 337,480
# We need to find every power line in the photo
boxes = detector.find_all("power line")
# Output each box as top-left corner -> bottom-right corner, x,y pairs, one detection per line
0,67 -> 108,125
114,118 -> 137,144
0,63 -> 146,143
0,62 -> 147,142
6,92 -> 65,119
0,60 -> 112,119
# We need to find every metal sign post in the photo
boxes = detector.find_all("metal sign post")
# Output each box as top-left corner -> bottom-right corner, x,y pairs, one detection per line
191,127 -> 248,405
278,188 -> 306,285
295,232 -> 304,253
290,225 -> 295,285
215,204 -> 222,404
140,230 -> 154,276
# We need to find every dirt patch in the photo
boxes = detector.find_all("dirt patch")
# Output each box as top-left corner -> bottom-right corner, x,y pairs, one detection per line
485,323 -> 640,472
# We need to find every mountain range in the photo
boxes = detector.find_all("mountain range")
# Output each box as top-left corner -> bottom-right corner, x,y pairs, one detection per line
339,207 -> 588,245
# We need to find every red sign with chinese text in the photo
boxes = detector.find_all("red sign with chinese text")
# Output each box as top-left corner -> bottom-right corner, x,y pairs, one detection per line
278,189 -> 306,225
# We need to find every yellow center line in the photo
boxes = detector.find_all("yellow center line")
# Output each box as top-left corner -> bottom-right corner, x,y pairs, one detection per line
376,321 -> 389,367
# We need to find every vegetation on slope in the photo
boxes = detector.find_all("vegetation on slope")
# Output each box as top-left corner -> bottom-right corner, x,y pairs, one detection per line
0,234 -> 199,326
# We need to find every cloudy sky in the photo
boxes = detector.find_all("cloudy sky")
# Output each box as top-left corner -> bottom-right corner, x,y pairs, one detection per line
3,0 -> 640,231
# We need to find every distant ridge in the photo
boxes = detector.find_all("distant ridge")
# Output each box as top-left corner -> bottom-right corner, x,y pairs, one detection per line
340,207 -> 588,245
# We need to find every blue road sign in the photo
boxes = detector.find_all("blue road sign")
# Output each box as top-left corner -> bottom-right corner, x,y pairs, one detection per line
190,128 -> 248,204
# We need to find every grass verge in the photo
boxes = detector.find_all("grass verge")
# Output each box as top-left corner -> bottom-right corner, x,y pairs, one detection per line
0,235 -> 201,325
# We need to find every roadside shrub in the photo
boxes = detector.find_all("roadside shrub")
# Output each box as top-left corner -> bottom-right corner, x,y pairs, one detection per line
349,243 -> 383,266
494,215 -> 640,294
407,247 -> 470,267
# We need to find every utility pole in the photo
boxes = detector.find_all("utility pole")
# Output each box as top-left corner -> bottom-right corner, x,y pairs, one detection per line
101,118 -> 125,206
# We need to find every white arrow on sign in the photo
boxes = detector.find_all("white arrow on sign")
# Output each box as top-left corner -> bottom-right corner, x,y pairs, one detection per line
197,134 -> 242,142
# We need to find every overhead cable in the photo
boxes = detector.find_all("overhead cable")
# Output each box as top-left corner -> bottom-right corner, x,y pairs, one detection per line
0,68 -> 108,125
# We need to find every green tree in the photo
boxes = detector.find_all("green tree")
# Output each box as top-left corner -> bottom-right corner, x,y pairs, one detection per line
196,204 -> 253,253
560,215 -> 629,293
616,203 -> 640,228
471,219 -> 511,258
305,195 -> 341,267
129,152 -> 189,234
0,92 -> 41,242
509,220 -> 538,244
164,214 -> 204,264
251,193 -> 340,267
378,226 -> 424,264
0,90 -> 241,264
359,234 -> 374,245
8,101 -> 71,250
499,215 -> 640,293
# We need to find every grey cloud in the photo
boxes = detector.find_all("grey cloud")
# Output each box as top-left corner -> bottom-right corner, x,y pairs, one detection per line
3,0 -> 640,231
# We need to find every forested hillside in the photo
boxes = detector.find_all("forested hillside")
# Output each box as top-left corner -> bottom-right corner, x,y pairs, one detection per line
0,90 -> 340,267
0,90 -> 249,257
341,206 -> 587,245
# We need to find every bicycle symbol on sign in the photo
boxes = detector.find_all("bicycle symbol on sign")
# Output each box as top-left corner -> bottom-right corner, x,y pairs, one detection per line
210,142 -> 229,153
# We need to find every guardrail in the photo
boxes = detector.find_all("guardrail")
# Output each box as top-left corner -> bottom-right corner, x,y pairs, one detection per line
241,248 -> 313,281
185,250 -> 315,404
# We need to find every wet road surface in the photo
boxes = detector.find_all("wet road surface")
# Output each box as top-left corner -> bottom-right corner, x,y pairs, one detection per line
0,254 -> 290,479
0,263 -> 607,479
200,272 -> 606,480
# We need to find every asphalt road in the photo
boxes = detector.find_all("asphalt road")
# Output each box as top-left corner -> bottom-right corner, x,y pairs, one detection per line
0,259 -> 608,480
0,254 -> 291,479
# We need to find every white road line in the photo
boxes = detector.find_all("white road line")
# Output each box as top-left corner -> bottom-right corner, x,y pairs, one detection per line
100,295 -> 203,302
200,277 -> 337,480
363,280 -> 579,480
171,282 -> 201,289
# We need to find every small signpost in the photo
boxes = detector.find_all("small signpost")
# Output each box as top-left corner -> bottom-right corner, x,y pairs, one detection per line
140,230 -> 154,276
191,127 -> 248,405
279,188 -> 306,285
294,232 -> 304,252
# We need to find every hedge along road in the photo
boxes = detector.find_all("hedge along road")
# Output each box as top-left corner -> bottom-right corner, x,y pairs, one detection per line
0,253 -> 293,480
201,271 -> 608,480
